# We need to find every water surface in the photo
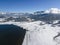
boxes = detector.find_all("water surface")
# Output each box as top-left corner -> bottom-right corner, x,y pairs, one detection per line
0,24 -> 26,45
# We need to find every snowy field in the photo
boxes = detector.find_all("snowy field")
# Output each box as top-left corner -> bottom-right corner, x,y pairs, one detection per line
0,21 -> 60,45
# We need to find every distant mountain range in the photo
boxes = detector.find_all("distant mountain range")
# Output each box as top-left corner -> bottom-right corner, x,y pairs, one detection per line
0,8 -> 60,22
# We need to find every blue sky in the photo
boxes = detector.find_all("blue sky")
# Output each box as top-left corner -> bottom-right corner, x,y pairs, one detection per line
0,0 -> 60,13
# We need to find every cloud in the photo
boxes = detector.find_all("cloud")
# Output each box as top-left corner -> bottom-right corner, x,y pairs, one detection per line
44,8 -> 60,14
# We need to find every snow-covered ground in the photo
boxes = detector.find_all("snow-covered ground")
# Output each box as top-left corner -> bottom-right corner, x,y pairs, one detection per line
0,21 -> 60,45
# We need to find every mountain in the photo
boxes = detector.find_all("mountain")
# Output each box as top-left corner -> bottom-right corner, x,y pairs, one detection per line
1,21 -> 60,45
29,8 -> 60,23
0,8 -> 60,22
0,8 -> 60,45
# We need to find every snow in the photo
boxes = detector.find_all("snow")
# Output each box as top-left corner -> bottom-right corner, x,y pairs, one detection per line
0,18 -> 5,22
0,21 -> 60,45
21,21 -> 58,45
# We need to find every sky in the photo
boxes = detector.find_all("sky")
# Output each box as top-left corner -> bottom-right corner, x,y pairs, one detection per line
0,0 -> 60,13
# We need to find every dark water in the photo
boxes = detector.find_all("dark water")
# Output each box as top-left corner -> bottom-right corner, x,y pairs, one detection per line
0,24 -> 26,45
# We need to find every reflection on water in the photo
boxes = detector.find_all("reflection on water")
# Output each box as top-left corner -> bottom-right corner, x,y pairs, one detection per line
0,24 -> 26,45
